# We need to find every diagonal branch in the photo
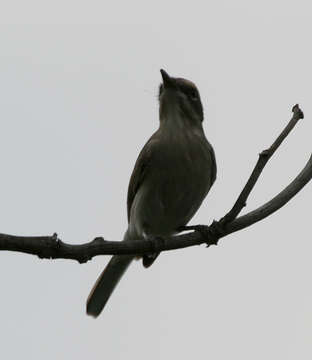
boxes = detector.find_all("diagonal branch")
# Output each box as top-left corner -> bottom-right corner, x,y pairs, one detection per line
0,105 -> 310,263
225,153 -> 312,234
220,104 -> 304,225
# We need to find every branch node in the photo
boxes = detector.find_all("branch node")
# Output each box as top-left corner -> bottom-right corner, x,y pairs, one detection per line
77,256 -> 92,264
91,237 -> 106,246
259,149 -> 270,158
206,220 -> 225,247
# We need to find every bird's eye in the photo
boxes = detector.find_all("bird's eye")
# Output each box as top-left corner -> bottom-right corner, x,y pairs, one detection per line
189,90 -> 198,101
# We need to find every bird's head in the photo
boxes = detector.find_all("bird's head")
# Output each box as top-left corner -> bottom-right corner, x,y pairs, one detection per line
158,69 -> 204,126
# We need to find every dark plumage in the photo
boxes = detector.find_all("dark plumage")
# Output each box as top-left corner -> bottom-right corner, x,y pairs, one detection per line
86,69 -> 216,317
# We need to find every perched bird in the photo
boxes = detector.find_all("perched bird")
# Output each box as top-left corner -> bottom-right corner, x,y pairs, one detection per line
86,69 -> 217,317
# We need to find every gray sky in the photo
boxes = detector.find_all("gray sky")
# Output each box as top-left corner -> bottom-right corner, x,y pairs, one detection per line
1,1 -> 312,359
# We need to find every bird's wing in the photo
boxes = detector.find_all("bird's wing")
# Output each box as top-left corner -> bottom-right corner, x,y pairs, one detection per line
127,133 -> 158,223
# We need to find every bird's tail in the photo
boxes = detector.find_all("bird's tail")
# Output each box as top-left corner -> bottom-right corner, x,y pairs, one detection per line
86,254 -> 134,317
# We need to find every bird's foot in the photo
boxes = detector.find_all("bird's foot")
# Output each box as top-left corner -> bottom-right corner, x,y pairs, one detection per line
178,221 -> 224,247
145,235 -> 165,253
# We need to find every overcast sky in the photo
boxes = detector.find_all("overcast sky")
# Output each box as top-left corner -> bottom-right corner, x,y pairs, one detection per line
1,1 -> 312,359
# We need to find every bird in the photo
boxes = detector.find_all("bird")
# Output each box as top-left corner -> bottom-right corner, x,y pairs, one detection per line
86,69 -> 217,317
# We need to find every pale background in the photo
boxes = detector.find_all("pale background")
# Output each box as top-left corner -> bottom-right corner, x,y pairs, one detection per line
0,1 -> 312,359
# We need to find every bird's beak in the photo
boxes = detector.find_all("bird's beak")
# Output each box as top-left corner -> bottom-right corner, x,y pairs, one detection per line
160,69 -> 175,89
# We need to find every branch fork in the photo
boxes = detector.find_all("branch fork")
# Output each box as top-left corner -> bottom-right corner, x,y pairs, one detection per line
0,104 -> 310,263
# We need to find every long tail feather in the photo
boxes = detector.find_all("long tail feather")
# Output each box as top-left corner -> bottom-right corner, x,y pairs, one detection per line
86,255 -> 133,317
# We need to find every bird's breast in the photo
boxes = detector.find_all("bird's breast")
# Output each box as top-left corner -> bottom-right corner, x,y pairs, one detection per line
129,131 -> 213,237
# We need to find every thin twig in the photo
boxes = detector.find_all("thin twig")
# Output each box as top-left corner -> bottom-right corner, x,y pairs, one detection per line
225,153 -> 312,234
220,104 -> 304,225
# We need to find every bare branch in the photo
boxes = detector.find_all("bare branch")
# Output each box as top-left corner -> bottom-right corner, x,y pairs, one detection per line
0,105 -> 310,263
220,104 -> 304,224
225,153 -> 312,234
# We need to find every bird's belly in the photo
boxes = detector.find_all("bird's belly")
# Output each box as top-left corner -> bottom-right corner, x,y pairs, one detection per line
129,163 -> 211,237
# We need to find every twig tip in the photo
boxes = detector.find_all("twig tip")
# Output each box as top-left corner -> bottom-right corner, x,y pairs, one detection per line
292,104 -> 304,119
